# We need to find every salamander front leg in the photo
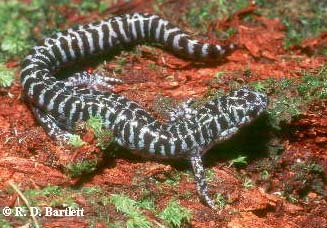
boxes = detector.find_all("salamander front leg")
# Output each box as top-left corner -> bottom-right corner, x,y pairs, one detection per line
190,149 -> 216,209
63,71 -> 123,91
31,107 -> 73,143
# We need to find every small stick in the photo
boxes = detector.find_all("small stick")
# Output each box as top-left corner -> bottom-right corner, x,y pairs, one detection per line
8,181 -> 40,228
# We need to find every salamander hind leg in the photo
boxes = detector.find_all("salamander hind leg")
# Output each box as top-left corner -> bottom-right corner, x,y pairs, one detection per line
63,71 -> 123,91
31,106 -> 73,143
190,149 -> 216,209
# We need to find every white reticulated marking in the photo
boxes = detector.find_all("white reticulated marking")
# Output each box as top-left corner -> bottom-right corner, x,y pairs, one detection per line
213,117 -> 221,133
46,89 -> 63,111
67,29 -> 85,57
155,19 -> 167,41
196,114 -> 204,123
128,121 -> 136,147
115,113 -> 127,123
223,113 -> 231,125
28,81 -> 43,97
198,126 -> 206,145
158,134 -> 168,156
138,124 -> 148,150
173,33 -> 186,50
116,18 -> 130,42
240,116 -> 250,125
201,43 -> 209,57
139,15 -> 145,38
187,40 -> 198,55
201,117 -> 212,127
91,23 -> 104,50
160,144 -> 165,156
29,54 -> 48,65
58,95 -> 72,115
232,108 -> 240,123
128,14 -> 138,40
84,30 -> 95,53
45,44 -> 60,66
139,125 -> 156,151
54,39 -> 67,63
37,88 -> 47,106
69,100 -> 78,121
86,104 -> 94,117
107,22 -> 118,47
169,138 -> 176,155
21,62 -> 40,76
103,109 -> 111,128
163,27 -> 180,42
148,139 -> 156,153
78,102 -> 85,121
180,139 -> 188,151
201,118 -> 213,139
96,103 -> 104,117
66,33 -> 76,59
216,45 -> 225,54
120,120 -> 129,143
147,15 -> 159,37
192,133 -> 200,148
43,38 -> 51,46
114,135 -> 123,146
220,127 -> 238,138
21,70 -> 38,87
173,125 -> 182,141
106,105 -> 118,117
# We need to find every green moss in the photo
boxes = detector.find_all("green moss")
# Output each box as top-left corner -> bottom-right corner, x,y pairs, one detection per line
183,0 -> 248,35
0,64 -> 15,88
163,171 -> 182,186
68,134 -> 86,148
0,0 -> 59,59
0,216 -> 12,228
82,186 -> 103,195
136,198 -> 156,212
205,168 -> 216,182
86,115 -> 114,150
24,185 -> 79,209
109,194 -> 153,228
113,56 -> 128,73
260,170 -> 270,180
25,185 -> 62,197
243,177 -> 254,188
297,65 -> 327,99
0,1 -> 33,58
66,160 -> 97,177
214,193 -> 227,210
0,0 -> 109,61
228,155 -> 248,168
255,0 -> 326,49
248,65 -> 326,127
158,199 -> 192,227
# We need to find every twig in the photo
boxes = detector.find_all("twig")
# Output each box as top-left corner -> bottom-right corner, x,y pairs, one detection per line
8,181 -> 40,228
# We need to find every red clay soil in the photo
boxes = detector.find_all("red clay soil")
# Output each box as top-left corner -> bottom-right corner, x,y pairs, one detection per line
0,2 -> 326,227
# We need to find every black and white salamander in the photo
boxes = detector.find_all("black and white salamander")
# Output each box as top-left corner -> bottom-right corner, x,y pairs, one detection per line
20,13 -> 267,209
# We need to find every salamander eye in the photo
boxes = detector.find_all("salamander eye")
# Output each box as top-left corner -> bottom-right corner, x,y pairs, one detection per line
236,90 -> 245,97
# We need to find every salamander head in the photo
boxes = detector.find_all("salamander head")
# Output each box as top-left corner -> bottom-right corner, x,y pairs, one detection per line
224,87 -> 268,125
